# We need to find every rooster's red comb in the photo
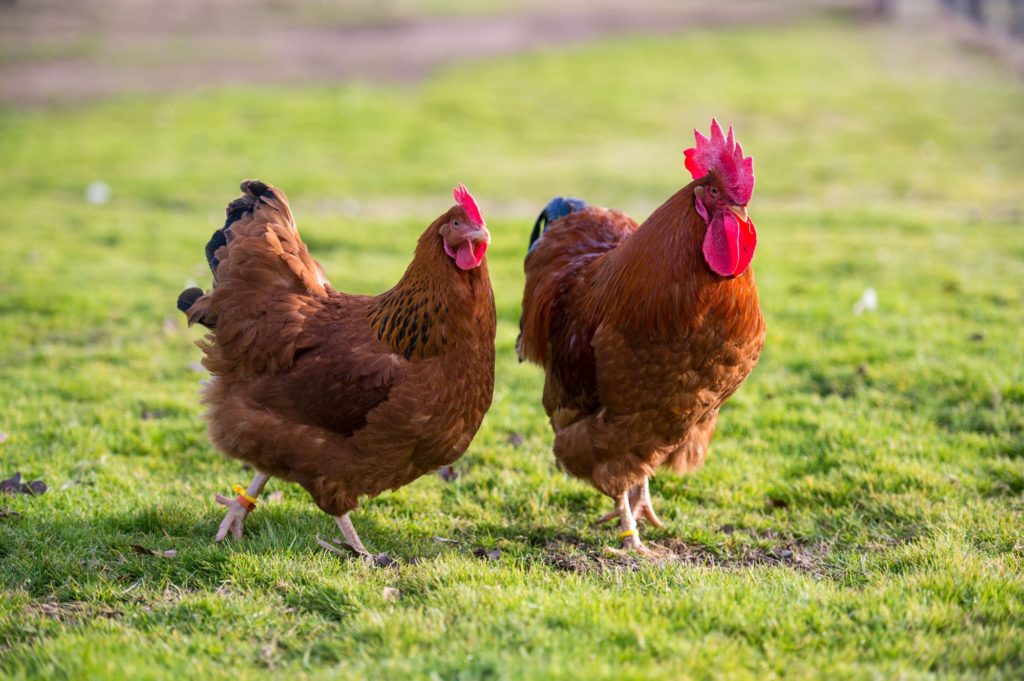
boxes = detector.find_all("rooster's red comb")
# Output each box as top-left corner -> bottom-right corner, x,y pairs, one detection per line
683,119 -> 755,205
453,183 -> 485,226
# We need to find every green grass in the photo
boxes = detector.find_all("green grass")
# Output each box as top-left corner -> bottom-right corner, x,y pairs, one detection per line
2,16 -> 1024,680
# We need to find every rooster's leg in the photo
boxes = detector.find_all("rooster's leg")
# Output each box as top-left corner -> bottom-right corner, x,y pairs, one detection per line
633,478 -> 664,528
615,489 -> 644,551
334,513 -> 373,559
595,478 -> 663,528
213,472 -> 269,542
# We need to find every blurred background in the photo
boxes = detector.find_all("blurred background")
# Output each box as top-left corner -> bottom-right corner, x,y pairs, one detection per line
1,1 -> 1023,677
2,1 -> 1024,104
1,0 -> 1020,327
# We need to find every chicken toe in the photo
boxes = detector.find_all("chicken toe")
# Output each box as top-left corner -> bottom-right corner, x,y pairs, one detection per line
214,496 -> 249,542
213,472 -> 269,542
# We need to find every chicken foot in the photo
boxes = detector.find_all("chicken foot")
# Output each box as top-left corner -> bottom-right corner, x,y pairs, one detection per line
595,478 -> 664,529
334,513 -> 373,559
214,472 -> 270,542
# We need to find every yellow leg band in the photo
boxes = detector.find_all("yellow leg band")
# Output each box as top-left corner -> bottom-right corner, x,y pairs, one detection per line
232,484 -> 258,506
619,529 -> 638,539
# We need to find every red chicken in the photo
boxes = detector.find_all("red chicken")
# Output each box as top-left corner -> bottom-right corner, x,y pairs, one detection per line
177,180 -> 495,557
518,121 -> 765,551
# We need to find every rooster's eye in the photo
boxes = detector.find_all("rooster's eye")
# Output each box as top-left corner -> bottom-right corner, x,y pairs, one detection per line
708,186 -> 719,198
452,219 -> 461,229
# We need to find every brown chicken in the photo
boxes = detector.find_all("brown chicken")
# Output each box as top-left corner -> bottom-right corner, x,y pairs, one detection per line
177,180 -> 495,556
518,121 -> 765,551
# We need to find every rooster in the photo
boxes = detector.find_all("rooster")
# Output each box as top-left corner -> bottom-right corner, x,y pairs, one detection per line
518,120 -> 765,552
177,180 -> 495,557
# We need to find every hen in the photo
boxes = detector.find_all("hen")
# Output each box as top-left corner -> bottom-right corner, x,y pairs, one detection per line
518,121 -> 765,551
177,180 -> 495,556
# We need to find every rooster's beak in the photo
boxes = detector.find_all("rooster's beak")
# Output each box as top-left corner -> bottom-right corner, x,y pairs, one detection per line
728,205 -> 750,224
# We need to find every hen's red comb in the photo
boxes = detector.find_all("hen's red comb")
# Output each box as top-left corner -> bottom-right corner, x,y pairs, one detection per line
684,119 -> 755,205
453,183 -> 485,226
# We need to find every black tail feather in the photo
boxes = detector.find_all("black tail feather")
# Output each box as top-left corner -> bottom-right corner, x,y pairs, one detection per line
176,286 -> 215,329
527,196 -> 587,256
177,287 -> 204,314
205,228 -> 227,275
528,212 -> 545,253
208,180 -> 279,274
177,180 -> 274,326
518,196 -> 588,358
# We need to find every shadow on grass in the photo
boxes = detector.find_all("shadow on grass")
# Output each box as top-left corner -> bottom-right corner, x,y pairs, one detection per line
0,472 -> 944,611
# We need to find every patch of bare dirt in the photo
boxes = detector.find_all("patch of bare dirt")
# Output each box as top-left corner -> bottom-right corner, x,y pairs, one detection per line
544,533 -> 837,578
662,538 -> 830,574
0,0 -> 865,106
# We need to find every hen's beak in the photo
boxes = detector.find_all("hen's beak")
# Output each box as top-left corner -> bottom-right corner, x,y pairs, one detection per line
463,227 -> 491,247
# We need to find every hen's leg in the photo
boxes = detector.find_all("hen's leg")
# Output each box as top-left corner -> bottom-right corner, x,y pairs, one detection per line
214,472 -> 269,542
334,513 -> 372,559
595,478 -> 663,528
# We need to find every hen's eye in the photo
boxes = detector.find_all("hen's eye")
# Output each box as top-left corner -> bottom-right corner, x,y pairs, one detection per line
452,219 -> 461,229
708,186 -> 719,198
